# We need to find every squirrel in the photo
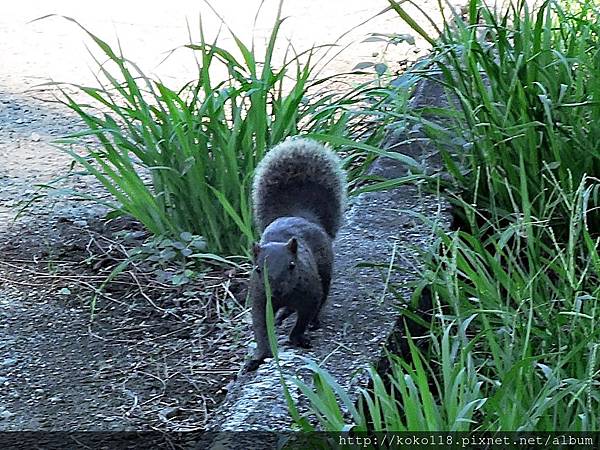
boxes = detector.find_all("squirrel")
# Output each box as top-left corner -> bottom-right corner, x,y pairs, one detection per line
244,138 -> 347,372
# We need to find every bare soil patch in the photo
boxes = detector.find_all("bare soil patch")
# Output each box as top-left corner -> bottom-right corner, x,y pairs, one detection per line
0,196 -> 250,431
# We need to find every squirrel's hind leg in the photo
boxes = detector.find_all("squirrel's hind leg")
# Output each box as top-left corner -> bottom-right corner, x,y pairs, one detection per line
308,273 -> 331,330
288,308 -> 313,349
288,286 -> 323,348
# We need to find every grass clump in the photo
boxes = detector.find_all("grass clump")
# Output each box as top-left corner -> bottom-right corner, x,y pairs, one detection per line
50,2 -> 396,258
424,175 -> 600,430
408,0 -> 600,228
287,0 -> 600,433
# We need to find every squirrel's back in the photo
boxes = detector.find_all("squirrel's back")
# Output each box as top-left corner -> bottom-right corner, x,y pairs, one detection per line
252,138 -> 347,238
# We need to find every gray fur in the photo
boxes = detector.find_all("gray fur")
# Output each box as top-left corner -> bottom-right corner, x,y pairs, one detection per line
252,138 -> 347,238
244,139 -> 346,372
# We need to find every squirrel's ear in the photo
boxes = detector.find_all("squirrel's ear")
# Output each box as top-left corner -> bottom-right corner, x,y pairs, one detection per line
286,237 -> 298,254
252,242 -> 261,260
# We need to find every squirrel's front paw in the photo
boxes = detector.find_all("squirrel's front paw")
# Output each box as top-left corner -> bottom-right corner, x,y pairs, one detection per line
289,334 -> 312,349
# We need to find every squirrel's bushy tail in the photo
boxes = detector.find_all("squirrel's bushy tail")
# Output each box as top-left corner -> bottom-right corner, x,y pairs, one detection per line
252,138 -> 347,237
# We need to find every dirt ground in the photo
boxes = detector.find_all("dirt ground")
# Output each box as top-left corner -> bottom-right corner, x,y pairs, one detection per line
0,0 -> 446,431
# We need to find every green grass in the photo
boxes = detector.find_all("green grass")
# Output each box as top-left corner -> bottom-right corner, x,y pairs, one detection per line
402,0 -> 600,228
288,0 -> 600,433
46,2 -> 401,258
424,174 -> 600,430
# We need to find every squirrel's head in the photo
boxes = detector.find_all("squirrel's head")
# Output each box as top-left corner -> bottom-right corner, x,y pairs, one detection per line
252,237 -> 299,297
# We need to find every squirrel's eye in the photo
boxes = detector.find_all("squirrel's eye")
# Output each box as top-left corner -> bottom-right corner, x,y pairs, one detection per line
255,266 -> 261,274
288,261 -> 296,270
